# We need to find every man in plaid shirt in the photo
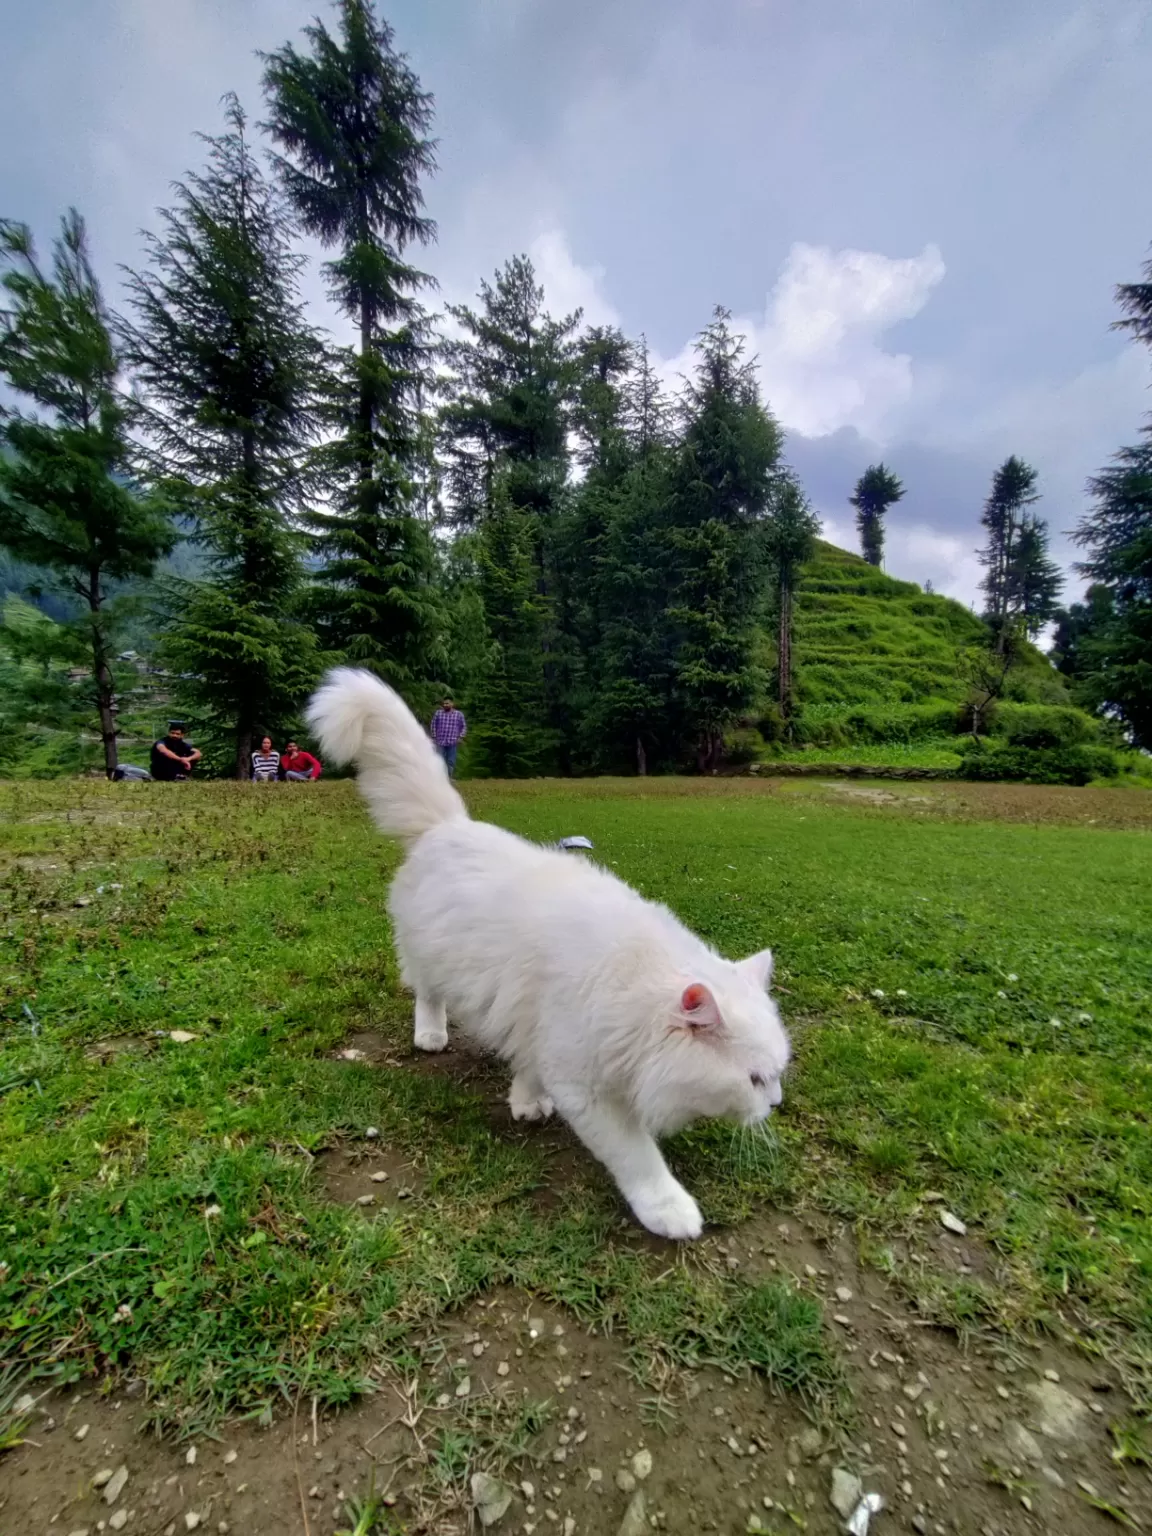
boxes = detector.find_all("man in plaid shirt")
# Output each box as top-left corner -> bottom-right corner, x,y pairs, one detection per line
429,697 -> 467,777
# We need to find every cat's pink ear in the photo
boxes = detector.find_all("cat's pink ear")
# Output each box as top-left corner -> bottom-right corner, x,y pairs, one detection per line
680,983 -> 722,1030
738,948 -> 774,989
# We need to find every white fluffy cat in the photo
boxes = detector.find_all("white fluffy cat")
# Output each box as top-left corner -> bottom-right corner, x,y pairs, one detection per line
307,668 -> 791,1240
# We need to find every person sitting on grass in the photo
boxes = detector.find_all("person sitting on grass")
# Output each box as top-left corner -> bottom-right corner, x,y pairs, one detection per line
281,740 -> 322,781
150,721 -> 202,781
429,696 -> 467,778
251,737 -> 280,782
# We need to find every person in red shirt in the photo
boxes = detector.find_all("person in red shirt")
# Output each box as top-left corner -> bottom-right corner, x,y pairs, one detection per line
281,740 -> 322,781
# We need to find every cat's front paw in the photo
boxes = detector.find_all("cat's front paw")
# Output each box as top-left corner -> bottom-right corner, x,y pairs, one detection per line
509,1083 -> 555,1121
629,1181 -> 703,1241
413,1027 -> 448,1052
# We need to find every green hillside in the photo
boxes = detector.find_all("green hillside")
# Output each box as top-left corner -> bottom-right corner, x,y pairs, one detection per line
745,542 -> 1099,765
795,542 -> 989,705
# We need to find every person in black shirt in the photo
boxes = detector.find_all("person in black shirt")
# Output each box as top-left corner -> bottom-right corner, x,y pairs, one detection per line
150,722 -> 201,781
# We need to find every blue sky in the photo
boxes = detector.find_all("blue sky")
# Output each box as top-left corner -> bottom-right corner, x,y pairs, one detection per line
4,0 -> 1152,605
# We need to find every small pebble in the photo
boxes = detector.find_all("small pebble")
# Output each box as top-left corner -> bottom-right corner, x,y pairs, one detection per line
615,1469 -> 636,1493
369,1171 -> 388,1182
455,1377 -> 471,1398
223,1449 -> 237,1464
186,1447 -> 197,1466
631,1449 -> 652,1481
108,1513 -> 129,1533
497,1362 -> 510,1376
835,1286 -> 853,1303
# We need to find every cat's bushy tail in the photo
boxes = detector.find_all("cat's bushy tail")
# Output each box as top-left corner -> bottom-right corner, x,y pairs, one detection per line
306,668 -> 467,844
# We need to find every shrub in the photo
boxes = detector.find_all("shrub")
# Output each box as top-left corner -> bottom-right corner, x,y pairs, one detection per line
992,704 -> 1100,750
959,742 -> 1118,785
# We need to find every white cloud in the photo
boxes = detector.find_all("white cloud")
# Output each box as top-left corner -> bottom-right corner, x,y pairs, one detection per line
652,241 -> 946,440
742,242 -> 947,439
528,230 -> 620,328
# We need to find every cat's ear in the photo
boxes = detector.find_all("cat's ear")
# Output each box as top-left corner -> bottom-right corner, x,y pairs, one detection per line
680,983 -> 723,1031
737,948 -> 774,990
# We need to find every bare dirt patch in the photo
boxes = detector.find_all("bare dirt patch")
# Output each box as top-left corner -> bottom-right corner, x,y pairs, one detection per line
5,1217 -> 1147,1536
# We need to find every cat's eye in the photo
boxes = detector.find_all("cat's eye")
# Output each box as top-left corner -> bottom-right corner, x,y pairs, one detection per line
750,1072 -> 767,1089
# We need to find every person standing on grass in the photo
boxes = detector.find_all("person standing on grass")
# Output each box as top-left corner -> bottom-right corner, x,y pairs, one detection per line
150,721 -> 202,780
251,736 -> 280,782
281,740 -> 322,781
429,697 -> 467,777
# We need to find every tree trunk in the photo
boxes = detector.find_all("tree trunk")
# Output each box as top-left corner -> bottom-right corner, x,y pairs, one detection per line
236,725 -> 253,783
87,571 -> 118,779
358,280 -> 375,509
635,735 -> 647,777
777,579 -> 794,723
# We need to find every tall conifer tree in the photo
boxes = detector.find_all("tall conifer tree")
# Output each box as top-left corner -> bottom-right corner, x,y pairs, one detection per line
0,212 -> 172,776
849,462 -> 903,567
263,0 -> 443,696
124,99 -> 322,775
665,309 -> 782,771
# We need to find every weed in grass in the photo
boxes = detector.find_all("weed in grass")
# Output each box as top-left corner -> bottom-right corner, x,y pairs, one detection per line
0,1366 -> 33,1454
335,1470 -> 398,1536
1111,1418 -> 1152,1468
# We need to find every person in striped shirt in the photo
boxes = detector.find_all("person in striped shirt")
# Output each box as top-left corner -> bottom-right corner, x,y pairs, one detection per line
429,697 -> 467,777
251,737 -> 280,782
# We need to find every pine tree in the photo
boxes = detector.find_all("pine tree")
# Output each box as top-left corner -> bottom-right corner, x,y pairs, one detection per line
263,0 -> 444,696
593,443 -> 678,773
440,256 -> 580,769
849,463 -> 903,567
1051,584 -> 1115,680
1072,432 -> 1152,748
0,212 -> 173,776
765,471 -> 819,724
469,481 -> 558,775
1006,518 -> 1062,636
440,255 -> 580,530
584,339 -> 677,773
978,455 -> 1039,643
123,99 -> 322,776
1113,247 -> 1152,348
665,309 -> 783,771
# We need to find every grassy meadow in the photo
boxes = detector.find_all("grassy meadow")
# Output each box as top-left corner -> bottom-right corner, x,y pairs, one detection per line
2,775 -> 1151,1442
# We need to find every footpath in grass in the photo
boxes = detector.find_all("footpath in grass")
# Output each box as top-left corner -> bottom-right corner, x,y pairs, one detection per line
1,777 -> 1151,1515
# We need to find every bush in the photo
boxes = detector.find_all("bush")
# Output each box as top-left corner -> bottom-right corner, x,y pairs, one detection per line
790,701 -> 963,746
959,742 -> 1118,786
993,704 -> 1100,750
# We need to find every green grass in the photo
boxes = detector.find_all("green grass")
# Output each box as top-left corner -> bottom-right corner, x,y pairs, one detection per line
0,780 -> 843,1436
2,777 -> 1151,1435
760,739 -> 963,769
790,542 -> 1064,709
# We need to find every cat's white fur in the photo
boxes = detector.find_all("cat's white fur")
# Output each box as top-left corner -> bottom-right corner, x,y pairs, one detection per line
307,668 -> 791,1240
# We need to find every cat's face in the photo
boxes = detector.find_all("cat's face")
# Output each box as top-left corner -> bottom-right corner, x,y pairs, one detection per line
637,948 -> 791,1135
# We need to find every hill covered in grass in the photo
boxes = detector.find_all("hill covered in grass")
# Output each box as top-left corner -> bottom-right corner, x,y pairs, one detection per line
742,542 -> 1114,769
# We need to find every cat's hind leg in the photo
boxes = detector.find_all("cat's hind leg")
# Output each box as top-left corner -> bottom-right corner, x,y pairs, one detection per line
413,995 -> 448,1053
508,1068 -> 554,1122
